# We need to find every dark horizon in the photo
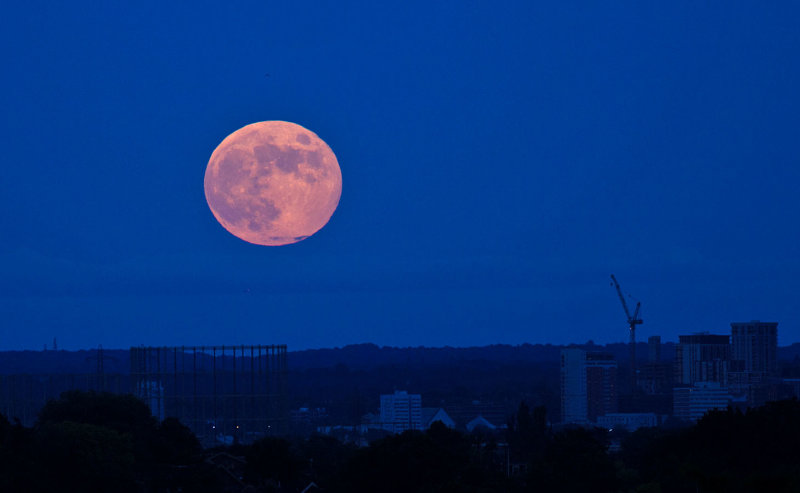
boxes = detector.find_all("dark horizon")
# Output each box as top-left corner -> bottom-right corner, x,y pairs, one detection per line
0,329 -> 791,352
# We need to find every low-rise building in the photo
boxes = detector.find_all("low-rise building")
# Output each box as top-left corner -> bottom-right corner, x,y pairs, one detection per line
421,407 -> 455,429
673,382 -> 731,422
445,401 -> 508,431
596,413 -> 659,431
466,415 -> 497,432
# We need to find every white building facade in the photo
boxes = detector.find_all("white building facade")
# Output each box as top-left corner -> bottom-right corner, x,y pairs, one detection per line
380,390 -> 422,433
561,348 -> 618,424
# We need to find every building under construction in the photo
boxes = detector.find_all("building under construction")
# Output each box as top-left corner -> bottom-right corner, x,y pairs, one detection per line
130,345 -> 288,446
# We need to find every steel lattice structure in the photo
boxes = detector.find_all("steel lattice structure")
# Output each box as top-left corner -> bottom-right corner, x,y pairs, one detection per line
130,345 -> 288,446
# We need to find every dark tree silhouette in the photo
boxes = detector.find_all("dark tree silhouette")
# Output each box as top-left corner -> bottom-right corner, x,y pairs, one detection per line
529,427 -> 618,493
331,422 -> 510,493
0,413 -> 36,492
31,391 -> 215,492
33,421 -> 137,493
152,416 -> 202,465
298,433 -> 356,485
37,390 -> 156,435
507,401 -> 549,464
245,436 -> 304,486
618,400 -> 800,492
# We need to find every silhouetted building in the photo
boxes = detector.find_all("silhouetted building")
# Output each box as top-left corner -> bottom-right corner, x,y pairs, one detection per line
380,390 -> 422,433
637,362 -> 672,395
290,406 -> 328,434
674,333 -> 731,385
728,321 -> 779,407
673,381 -> 731,422
731,321 -> 778,375
561,348 -> 617,424
587,352 -> 618,422
728,371 -> 777,406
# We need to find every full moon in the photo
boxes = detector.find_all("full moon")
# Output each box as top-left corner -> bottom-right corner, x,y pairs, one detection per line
204,121 -> 342,246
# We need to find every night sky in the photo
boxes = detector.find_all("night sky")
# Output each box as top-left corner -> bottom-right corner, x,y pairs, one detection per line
2,2 -> 799,350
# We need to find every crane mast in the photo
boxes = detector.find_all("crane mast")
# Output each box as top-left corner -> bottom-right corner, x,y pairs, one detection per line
610,275 -> 643,390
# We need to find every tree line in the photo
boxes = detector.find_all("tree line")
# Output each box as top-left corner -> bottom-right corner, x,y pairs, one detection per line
2,391 -> 800,492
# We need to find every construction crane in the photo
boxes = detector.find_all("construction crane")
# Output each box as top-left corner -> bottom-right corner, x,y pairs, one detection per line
610,274 -> 643,389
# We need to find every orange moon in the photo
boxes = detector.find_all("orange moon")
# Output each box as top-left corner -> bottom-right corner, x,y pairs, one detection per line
204,121 -> 342,246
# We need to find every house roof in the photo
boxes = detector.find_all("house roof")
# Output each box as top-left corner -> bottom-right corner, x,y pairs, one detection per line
421,407 -> 441,426
466,415 -> 497,432
421,407 -> 454,427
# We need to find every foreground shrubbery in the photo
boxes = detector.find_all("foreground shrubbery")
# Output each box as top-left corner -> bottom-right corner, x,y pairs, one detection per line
0,391 -> 212,493
618,401 -> 800,493
3,392 -> 800,492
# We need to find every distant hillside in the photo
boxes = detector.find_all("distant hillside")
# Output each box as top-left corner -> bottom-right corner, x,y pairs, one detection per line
0,349 -> 129,375
288,342 -> 675,370
0,342 -> 667,375
288,343 -> 565,370
2,341 -> 799,375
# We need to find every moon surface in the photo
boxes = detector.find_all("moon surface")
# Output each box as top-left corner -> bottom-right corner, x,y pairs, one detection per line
204,121 -> 342,246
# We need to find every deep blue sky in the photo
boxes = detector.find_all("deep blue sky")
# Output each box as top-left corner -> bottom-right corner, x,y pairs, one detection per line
2,2 -> 799,350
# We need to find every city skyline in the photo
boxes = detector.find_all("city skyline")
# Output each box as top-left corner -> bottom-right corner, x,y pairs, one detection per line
4,323 -> 794,353
560,319 -> 783,427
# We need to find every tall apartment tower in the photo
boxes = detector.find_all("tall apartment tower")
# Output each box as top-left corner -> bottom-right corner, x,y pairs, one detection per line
674,333 -> 731,385
380,390 -> 422,433
731,321 -> 778,376
638,335 -> 670,395
561,348 -> 618,424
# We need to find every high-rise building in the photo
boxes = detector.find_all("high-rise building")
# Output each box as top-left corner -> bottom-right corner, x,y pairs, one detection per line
636,335 -> 671,395
380,390 -> 422,433
586,352 -> 618,422
731,321 -> 778,376
561,348 -> 618,424
637,362 -> 671,395
729,321 -> 779,407
674,333 -> 731,385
